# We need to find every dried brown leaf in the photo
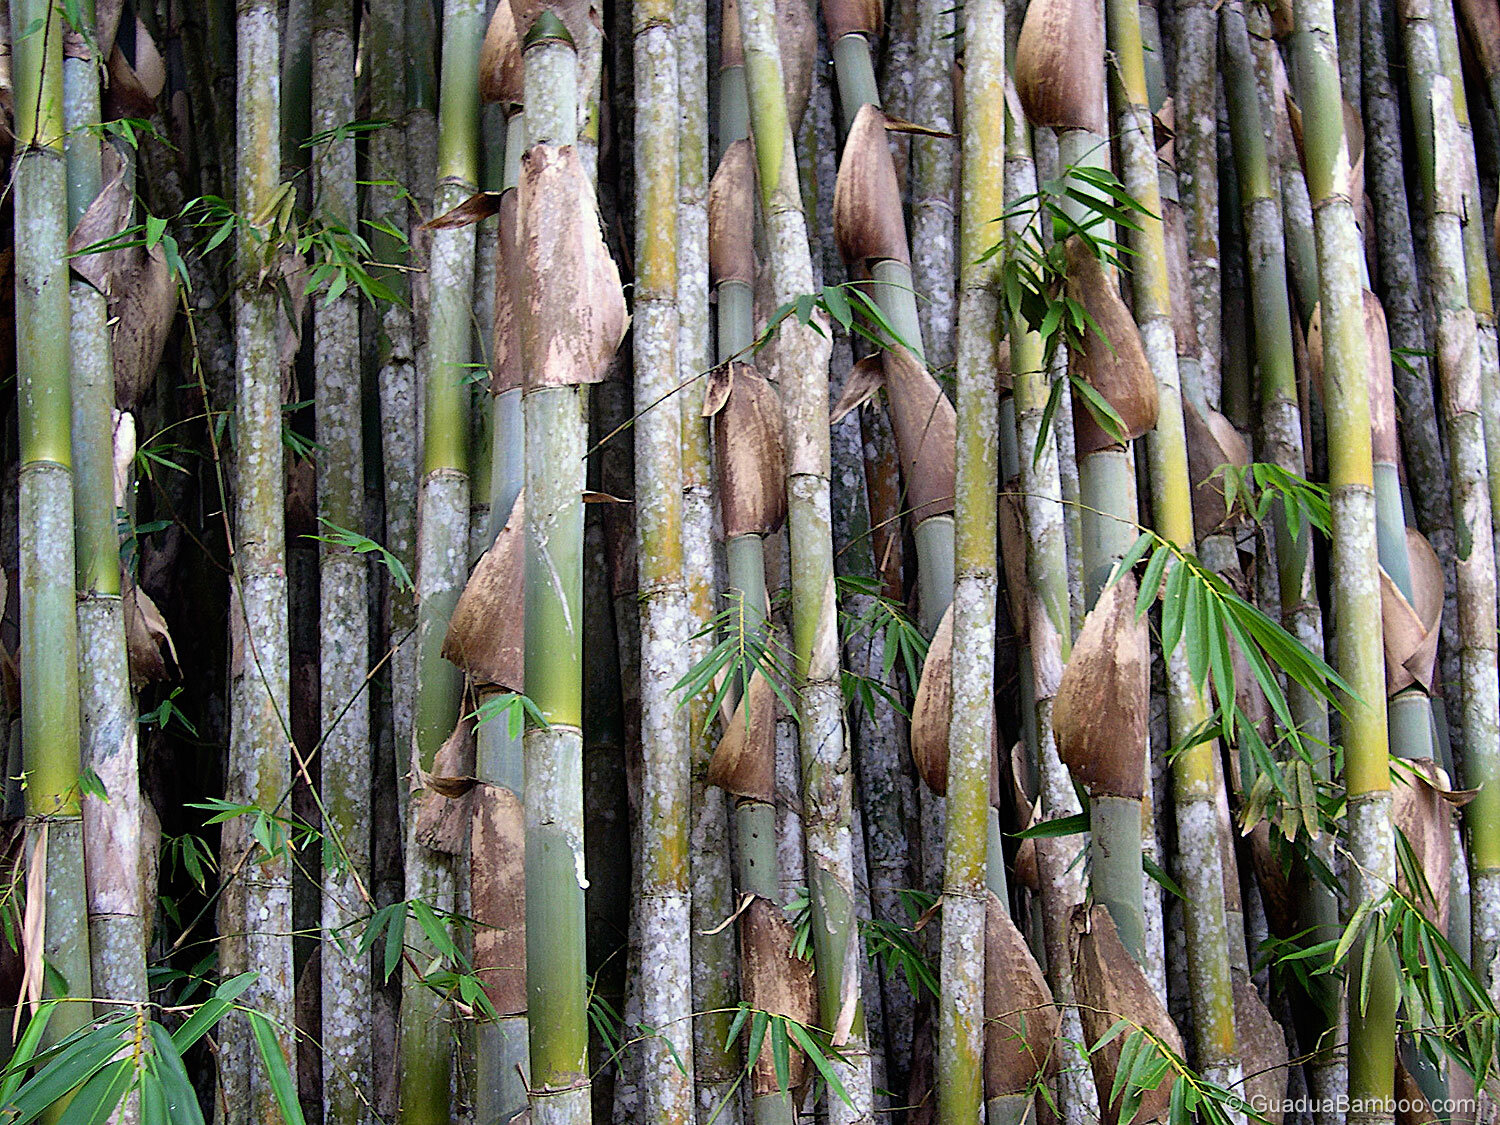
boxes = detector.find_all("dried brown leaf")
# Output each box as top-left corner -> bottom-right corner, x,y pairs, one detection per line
1071,904 -> 1184,1125
1015,0 -> 1106,134
715,363 -> 787,538
123,580 -> 178,688
480,0 -> 524,106
425,190 -> 505,230
911,605 -> 953,795
444,492 -> 525,691
414,717 -> 477,855
709,140 -> 757,288
707,669 -> 776,801
1064,237 -> 1158,453
1183,400 -> 1250,540
518,144 -> 627,387
834,105 -> 910,275
829,354 -> 884,424
472,784 -> 526,1014
1053,575 -> 1148,799
985,893 -> 1058,1098
882,347 -> 956,523
740,895 -> 818,1096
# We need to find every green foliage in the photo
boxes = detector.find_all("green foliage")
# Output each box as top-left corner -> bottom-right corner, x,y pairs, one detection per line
982,160 -> 1154,462
354,900 -> 497,1020
187,799 -> 316,865
861,889 -> 939,999
306,518 -> 413,592
1111,529 -> 1353,842
468,691 -> 550,738
139,688 -> 199,738
722,1003 -> 855,1109
0,973 -> 304,1125
756,281 -> 921,360
837,574 -> 928,719
674,591 -> 799,730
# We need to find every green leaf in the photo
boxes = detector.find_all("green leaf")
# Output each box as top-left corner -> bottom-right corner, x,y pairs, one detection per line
173,971 -> 258,1051
149,1024 -> 206,1125
246,1012 -> 307,1125
1014,812 -> 1090,839
785,1020 -> 852,1107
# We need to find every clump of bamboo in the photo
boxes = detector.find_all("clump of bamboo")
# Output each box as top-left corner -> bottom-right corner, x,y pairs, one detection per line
515,5 -> 628,1119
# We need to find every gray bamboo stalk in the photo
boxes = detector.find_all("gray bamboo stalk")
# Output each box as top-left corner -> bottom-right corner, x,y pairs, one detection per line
222,0 -> 298,1116
1003,76 -> 1098,1125
1109,0 -> 1243,1095
13,0 -> 96,1070
910,0 -> 958,373
1397,0 -> 1500,996
737,0 -> 874,1114
1173,0 -> 1222,404
679,0 -> 742,1114
62,0 -> 149,1032
399,3 -> 482,1119
379,0 -> 420,828
311,3 -> 372,1119
944,0 -> 1002,1120
633,4 -> 697,1122
1359,0 -> 1449,541
1291,3 -> 1400,1117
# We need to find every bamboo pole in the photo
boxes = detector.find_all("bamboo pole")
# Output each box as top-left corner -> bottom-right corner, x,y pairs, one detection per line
62,0 -> 149,1037
632,1 -> 696,1119
1397,0 -> 1500,999
1004,77 -> 1099,1125
310,1 -> 372,1118
736,0 -> 873,1114
1173,0 -> 1222,405
12,0 -> 96,1082
940,1 -> 1003,1119
910,0 -> 958,373
518,7 -> 625,1120
1222,2 -> 1345,1109
677,0 -> 741,1114
221,0 -> 297,1115
1291,3 -> 1399,1117
399,3 -> 483,1120
1360,0 -> 1449,541
1108,0 -> 1243,1093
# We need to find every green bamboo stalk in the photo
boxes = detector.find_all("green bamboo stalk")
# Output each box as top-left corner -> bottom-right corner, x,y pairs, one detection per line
520,15 -> 604,1124
399,3 -> 483,1120
1397,0 -> 1500,998
13,0 -> 96,1088
1291,3 -> 1399,1116
310,2 -> 372,1119
942,0 -> 1003,1118
737,0 -> 873,1114
679,0 -> 741,1113
1109,0 -> 1243,1093
1003,74 -> 1098,1125
1222,2 -> 1345,1107
62,0 -> 149,1036
632,2 -> 696,1120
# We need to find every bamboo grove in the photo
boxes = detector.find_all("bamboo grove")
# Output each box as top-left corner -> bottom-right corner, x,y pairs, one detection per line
9,0 -> 1500,1121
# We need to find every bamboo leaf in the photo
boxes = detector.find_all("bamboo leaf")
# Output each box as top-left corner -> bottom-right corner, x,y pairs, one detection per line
246,1011 -> 306,1125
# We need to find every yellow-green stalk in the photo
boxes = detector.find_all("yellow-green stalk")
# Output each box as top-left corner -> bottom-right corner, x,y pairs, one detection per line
1292,2 -> 1399,1116
737,0 -> 874,1114
399,2 -> 483,1119
945,0 -> 1002,1121
62,0 -> 149,1038
1108,0 -> 1242,1092
632,0 -> 696,1119
13,0 -> 96,1084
